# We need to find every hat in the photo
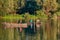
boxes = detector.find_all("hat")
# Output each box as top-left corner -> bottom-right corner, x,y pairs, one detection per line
36,19 -> 40,22
29,19 -> 33,23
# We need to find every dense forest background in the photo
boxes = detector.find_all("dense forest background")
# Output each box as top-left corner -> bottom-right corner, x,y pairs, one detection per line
0,0 -> 60,40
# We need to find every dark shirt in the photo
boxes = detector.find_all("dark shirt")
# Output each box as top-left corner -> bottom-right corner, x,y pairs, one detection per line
24,23 -> 36,35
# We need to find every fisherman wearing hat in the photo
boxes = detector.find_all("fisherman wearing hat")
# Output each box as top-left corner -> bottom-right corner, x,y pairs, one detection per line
36,18 -> 43,40
25,19 -> 36,35
24,19 -> 36,40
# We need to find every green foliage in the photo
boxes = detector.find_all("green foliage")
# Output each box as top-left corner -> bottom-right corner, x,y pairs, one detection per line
2,14 -> 24,22
0,0 -> 60,40
56,11 -> 60,16
36,10 -> 48,22
2,10 -> 49,22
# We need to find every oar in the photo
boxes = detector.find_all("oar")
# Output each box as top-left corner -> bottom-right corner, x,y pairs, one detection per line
30,19 -> 34,40
25,30 -> 28,40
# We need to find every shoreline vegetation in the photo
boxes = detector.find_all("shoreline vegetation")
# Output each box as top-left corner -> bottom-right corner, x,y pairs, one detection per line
0,0 -> 60,40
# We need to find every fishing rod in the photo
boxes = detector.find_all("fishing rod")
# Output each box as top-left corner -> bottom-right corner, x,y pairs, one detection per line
17,19 -> 22,40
